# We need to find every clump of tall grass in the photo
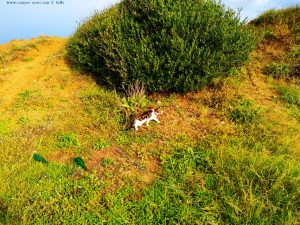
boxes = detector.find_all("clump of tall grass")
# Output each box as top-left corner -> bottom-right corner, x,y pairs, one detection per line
288,45 -> 300,78
263,46 -> 300,79
276,85 -> 300,107
264,62 -> 290,79
116,81 -> 149,128
228,97 -> 260,124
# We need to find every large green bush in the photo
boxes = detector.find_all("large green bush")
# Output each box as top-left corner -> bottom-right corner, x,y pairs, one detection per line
67,0 -> 255,92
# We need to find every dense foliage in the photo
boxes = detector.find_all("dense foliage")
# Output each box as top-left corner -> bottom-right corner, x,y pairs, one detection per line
67,0 -> 255,92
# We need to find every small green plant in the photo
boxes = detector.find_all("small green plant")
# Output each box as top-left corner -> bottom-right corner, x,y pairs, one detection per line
120,95 -> 148,116
101,158 -> 115,167
17,90 -> 32,101
0,119 -> 11,135
117,81 -> 149,126
263,29 -> 276,39
57,133 -> 80,148
12,43 -> 37,52
263,62 -> 290,78
121,81 -> 148,113
0,54 -> 7,64
12,45 -> 23,51
228,68 -> 241,77
74,148 -> 89,154
134,161 -> 146,171
24,57 -> 33,62
228,98 -> 260,124
93,138 -> 110,150
15,90 -> 43,108
116,133 -> 129,145
290,45 -> 300,58
276,85 -> 300,107
121,94 -> 148,113
0,52 -> 17,66
17,117 -> 30,125
288,45 -> 300,78
28,43 -> 37,49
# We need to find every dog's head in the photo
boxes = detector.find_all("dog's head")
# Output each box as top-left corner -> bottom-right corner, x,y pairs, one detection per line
154,107 -> 164,115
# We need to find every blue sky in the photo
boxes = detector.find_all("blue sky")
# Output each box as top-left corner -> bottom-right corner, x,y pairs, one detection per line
224,0 -> 299,19
0,0 -> 299,44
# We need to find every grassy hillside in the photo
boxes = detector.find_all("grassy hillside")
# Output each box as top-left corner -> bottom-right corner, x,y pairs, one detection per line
0,7 -> 299,224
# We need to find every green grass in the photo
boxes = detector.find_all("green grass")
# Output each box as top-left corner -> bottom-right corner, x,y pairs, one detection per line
23,57 -> 33,62
0,9 -> 300,224
57,133 -> 80,148
101,158 -> 115,167
93,138 -> 110,150
251,6 -> 300,30
263,29 -> 277,39
277,85 -> 300,106
0,164 -> 102,224
228,97 -> 260,124
1,82 -> 299,224
262,44 -> 300,80
6,135 -> 299,224
0,38 -> 47,67
17,117 -> 30,125
264,62 -> 290,79
17,90 -> 32,101
0,54 -> 7,64
0,119 -> 11,135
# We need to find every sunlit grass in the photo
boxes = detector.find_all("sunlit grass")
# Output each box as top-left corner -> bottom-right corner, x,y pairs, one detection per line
0,6 -> 300,224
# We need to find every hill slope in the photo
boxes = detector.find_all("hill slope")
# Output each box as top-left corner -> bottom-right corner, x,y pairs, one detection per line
0,7 -> 299,224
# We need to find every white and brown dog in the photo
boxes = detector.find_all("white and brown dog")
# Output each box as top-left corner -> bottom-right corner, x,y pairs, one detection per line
132,108 -> 163,131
